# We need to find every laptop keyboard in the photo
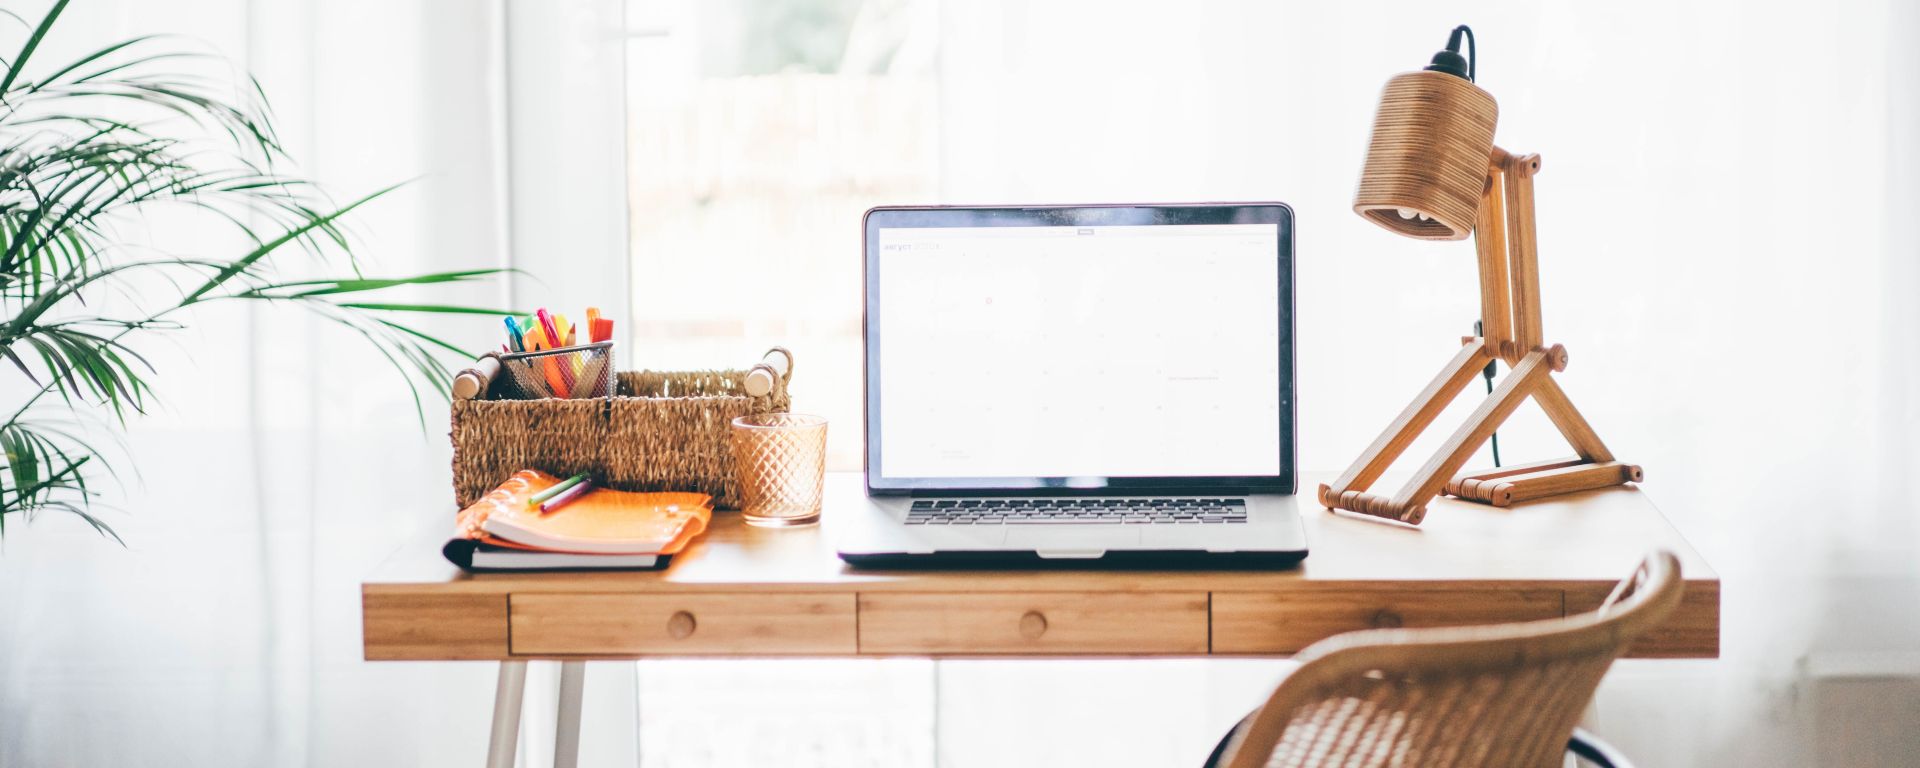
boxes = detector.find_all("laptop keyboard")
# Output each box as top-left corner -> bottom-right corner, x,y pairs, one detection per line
905,498 -> 1247,525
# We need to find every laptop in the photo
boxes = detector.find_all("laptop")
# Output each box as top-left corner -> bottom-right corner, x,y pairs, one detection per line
836,203 -> 1306,568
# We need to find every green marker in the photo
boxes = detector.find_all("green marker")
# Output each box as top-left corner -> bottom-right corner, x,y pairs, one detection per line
529,472 -> 591,506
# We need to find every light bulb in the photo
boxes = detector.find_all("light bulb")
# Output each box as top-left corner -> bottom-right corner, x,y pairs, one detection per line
1397,208 -> 1417,219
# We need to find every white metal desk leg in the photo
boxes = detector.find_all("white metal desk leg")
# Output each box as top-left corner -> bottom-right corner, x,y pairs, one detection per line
555,660 -> 586,768
487,661 -> 529,768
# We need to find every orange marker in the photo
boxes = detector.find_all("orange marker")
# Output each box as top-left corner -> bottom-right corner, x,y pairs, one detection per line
528,323 -> 569,397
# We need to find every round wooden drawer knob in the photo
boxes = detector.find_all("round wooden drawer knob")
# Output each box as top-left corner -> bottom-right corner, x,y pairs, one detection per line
667,610 -> 697,639
1019,610 -> 1049,640
1371,609 -> 1404,629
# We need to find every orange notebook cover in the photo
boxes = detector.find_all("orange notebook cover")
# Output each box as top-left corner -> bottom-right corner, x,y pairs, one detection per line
453,470 -> 713,555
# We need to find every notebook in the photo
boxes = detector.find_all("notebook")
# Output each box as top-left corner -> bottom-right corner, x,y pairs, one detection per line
468,544 -> 659,570
442,470 -> 713,572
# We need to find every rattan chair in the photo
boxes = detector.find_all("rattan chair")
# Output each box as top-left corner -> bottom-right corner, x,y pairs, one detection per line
1205,550 -> 1683,768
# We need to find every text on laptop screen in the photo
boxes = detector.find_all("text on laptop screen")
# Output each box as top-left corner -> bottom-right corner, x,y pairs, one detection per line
877,223 -> 1283,479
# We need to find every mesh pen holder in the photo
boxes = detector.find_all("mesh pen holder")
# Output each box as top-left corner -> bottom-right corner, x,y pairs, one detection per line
494,341 -> 614,400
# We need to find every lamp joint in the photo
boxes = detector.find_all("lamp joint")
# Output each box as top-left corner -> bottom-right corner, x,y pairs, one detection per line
1507,153 -> 1543,178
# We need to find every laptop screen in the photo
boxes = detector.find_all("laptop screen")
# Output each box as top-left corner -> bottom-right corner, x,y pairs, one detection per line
864,205 -> 1294,493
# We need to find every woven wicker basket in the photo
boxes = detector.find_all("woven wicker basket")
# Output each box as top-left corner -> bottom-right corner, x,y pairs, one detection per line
450,355 -> 792,510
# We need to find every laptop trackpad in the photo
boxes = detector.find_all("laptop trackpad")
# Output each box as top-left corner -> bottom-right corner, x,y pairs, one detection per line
1142,526 -> 1239,550
1005,526 -> 1141,556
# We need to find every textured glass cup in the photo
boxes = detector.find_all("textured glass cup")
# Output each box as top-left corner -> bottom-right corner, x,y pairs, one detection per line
730,413 -> 828,527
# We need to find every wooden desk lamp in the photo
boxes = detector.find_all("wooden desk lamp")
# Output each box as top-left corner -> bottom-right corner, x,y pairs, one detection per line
1320,25 -> 1641,526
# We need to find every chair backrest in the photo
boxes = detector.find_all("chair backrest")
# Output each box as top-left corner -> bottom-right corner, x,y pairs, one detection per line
1221,550 -> 1684,768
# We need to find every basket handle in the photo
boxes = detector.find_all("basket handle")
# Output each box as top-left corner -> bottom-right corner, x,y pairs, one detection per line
743,347 -> 793,397
451,353 -> 502,400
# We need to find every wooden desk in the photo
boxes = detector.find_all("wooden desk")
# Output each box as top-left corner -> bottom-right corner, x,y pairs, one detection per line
362,472 -> 1717,765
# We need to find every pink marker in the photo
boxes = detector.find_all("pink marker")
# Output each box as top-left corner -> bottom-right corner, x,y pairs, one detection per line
535,308 -> 562,352
539,478 -> 594,514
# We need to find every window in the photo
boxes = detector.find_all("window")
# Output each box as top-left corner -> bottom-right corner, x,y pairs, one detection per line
626,0 -> 939,470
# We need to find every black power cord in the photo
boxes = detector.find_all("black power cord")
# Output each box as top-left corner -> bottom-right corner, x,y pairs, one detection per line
1441,27 -> 1495,467
1476,319 -> 1501,467
1449,26 -> 1492,468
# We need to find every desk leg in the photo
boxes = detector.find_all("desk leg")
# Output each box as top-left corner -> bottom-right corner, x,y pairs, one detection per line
487,661 -> 529,768
555,660 -> 586,768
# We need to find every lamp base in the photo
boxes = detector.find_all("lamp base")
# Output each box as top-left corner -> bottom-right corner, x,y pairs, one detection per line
1318,338 -> 1638,525
1445,458 -> 1642,507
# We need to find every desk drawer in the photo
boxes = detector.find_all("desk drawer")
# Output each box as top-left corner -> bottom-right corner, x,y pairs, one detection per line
858,592 -> 1208,654
1212,589 -> 1564,654
510,593 -> 856,655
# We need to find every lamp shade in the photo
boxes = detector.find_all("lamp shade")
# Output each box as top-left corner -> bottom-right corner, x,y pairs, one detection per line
1353,70 -> 1499,241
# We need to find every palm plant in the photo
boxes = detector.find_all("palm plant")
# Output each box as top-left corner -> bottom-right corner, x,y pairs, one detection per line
0,1 -> 510,540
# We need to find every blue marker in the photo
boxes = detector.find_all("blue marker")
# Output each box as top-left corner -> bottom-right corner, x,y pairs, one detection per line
503,316 -> 525,352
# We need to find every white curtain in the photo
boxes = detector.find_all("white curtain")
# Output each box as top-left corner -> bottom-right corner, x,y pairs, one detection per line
0,0 -> 532,765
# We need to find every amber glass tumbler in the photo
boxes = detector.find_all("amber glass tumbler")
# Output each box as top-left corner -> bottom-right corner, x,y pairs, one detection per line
729,413 -> 827,527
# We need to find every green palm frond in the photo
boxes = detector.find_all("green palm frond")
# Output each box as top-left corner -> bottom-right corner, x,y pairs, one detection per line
0,2 -> 515,540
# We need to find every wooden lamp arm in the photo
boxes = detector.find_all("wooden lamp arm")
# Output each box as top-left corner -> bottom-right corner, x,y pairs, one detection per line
1476,150 -> 1514,362
1322,345 -> 1564,526
1476,145 -> 1548,363
1499,148 -> 1545,356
